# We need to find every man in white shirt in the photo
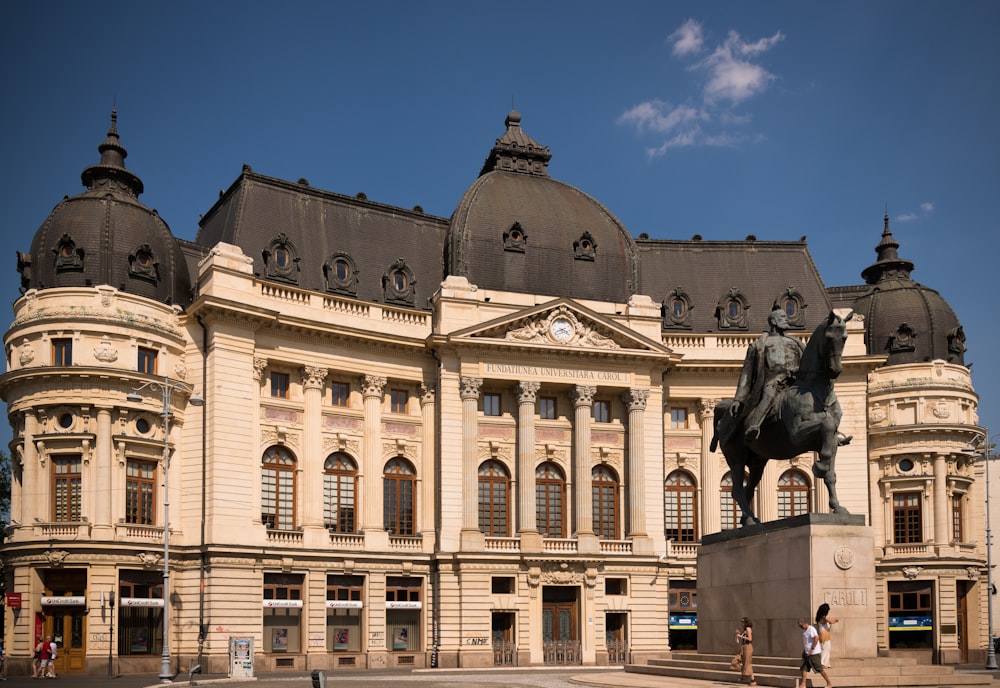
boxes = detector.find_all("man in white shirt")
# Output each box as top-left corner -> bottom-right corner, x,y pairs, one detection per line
798,618 -> 832,688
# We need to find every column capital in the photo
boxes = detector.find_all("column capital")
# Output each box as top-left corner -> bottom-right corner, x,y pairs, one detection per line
460,376 -> 483,400
622,388 -> 650,412
571,385 -> 597,407
699,397 -> 720,418
361,374 -> 387,398
252,357 -> 269,381
300,366 -> 329,390
516,380 -> 540,404
420,383 -> 436,405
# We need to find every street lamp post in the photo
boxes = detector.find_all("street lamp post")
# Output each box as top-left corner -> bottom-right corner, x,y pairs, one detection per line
965,429 -> 998,671
128,375 -> 203,683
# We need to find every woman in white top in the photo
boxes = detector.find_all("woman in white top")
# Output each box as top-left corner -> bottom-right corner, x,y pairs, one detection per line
815,603 -> 839,668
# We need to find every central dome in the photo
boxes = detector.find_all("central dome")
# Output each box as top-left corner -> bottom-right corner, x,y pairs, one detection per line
448,111 -> 638,303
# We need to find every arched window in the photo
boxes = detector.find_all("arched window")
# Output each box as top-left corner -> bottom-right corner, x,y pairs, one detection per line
592,465 -> 619,539
383,457 -> 416,535
262,446 -> 296,530
324,453 -> 358,533
778,469 -> 811,518
535,462 -> 566,538
665,470 -> 698,541
721,471 -> 753,531
478,460 -> 510,537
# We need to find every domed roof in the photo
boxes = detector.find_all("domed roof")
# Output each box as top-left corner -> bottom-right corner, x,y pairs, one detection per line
448,111 -> 638,303
18,111 -> 191,305
853,214 -> 966,365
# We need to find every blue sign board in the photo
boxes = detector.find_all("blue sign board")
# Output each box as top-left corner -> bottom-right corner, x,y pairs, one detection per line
888,615 -> 933,631
669,614 -> 697,630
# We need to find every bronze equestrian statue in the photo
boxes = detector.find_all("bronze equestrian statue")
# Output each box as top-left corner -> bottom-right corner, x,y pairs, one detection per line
711,308 -> 853,526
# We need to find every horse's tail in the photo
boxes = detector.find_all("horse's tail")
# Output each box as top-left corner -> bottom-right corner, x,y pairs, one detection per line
710,433 -> 719,453
711,399 -> 735,452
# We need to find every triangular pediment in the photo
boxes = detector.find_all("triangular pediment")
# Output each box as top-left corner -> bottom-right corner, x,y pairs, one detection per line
448,298 -> 669,354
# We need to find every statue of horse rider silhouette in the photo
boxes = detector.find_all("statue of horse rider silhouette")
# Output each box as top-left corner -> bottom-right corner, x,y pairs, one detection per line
711,307 -> 853,526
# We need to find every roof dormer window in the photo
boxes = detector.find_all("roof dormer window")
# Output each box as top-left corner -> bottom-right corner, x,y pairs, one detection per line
262,233 -> 300,284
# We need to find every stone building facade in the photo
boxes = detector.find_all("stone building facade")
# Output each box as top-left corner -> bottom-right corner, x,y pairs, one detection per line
0,110 -> 985,675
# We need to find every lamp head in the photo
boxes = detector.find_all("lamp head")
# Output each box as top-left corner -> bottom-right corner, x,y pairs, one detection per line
126,392 -> 143,403
189,394 -> 205,407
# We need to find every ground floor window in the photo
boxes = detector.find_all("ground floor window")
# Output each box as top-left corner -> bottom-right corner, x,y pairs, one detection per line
118,570 -> 163,655
888,580 -> 933,649
326,575 -> 363,652
263,573 -> 303,653
669,581 -> 698,651
386,577 -> 421,651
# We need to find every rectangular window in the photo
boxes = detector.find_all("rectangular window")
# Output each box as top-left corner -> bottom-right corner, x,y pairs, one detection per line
126,460 -> 156,525
605,578 -> 627,596
326,575 -> 363,653
137,347 -> 158,375
386,577 -> 421,652
270,372 -> 290,399
952,494 -> 963,543
893,492 -> 922,544
594,400 -> 610,423
390,389 -> 408,414
52,338 -> 73,366
483,393 -> 501,417
118,570 -> 164,656
670,408 -> 688,429
539,397 -> 556,420
263,573 -> 303,653
53,455 -> 82,522
491,577 -> 515,594
331,382 -> 350,407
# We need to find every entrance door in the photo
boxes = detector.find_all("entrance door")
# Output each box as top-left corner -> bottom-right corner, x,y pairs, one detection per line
542,587 -> 579,665
606,612 -> 628,664
491,612 -> 515,666
957,580 -> 970,663
46,610 -> 87,674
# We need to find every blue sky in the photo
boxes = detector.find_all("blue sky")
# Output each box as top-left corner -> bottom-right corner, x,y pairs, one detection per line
1,1 -> 998,447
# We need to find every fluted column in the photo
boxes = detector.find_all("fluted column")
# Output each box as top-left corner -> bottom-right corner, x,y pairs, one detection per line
460,376 -> 485,549
698,398 -> 721,536
361,375 -> 387,545
93,407 -> 113,539
301,366 -> 328,531
24,412 -> 40,522
933,453 -> 948,545
624,389 -> 650,539
516,381 -> 542,552
571,385 -> 598,553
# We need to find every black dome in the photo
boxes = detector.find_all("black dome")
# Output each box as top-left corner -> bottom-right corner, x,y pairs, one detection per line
448,112 -> 638,303
18,112 -> 191,305
853,214 -> 966,365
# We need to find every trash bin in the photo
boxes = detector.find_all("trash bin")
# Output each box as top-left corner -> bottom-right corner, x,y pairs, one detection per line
311,669 -> 327,688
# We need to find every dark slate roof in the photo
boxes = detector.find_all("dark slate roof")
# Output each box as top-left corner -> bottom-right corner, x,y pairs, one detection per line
448,111 -> 638,303
636,237 -> 833,333
195,168 -> 448,309
20,111 -> 192,305
850,215 -> 965,365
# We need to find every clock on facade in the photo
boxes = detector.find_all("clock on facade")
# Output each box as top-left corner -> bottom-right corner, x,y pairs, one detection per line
550,317 -> 574,342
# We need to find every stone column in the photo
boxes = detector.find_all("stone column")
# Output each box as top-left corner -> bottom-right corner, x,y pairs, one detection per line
23,412 -> 39,523
933,453 -> 948,545
516,381 -> 542,553
460,376 -> 485,549
624,389 -> 650,539
93,407 -> 113,540
420,383 -> 436,549
698,398 -> 720,536
361,374 -> 388,550
571,385 -> 598,553
301,366 -> 328,538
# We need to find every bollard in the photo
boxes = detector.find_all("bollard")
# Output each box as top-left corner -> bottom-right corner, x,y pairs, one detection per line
311,669 -> 327,688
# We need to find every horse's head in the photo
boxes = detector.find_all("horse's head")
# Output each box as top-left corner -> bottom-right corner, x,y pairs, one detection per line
820,310 -> 852,378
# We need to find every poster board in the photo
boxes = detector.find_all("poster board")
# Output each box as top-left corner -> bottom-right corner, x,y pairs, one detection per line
229,636 -> 254,678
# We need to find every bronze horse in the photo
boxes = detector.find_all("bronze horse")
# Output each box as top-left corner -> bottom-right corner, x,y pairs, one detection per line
711,311 -> 853,526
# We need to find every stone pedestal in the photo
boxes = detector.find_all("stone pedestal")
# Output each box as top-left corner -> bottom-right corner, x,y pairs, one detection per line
696,514 -> 876,661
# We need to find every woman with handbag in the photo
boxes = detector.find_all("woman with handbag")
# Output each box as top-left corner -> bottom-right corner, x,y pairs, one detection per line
736,616 -> 757,685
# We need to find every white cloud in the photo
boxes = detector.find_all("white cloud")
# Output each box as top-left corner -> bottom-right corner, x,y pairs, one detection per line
617,100 -> 704,134
699,30 -> 784,104
896,201 -> 935,222
670,19 -> 704,56
619,21 -> 784,157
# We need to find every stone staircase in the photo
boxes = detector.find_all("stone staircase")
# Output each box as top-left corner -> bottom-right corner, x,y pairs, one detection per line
626,653 -> 995,687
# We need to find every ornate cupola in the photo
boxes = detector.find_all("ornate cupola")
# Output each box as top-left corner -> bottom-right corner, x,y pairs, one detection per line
853,214 -> 966,365
18,111 -> 192,305
478,110 -> 553,177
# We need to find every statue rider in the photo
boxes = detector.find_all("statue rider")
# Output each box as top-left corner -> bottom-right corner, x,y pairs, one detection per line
731,307 -> 851,445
